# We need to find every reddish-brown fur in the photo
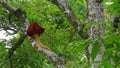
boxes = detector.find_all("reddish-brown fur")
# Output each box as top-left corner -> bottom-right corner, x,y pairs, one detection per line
27,22 -> 45,37
26,22 -> 51,51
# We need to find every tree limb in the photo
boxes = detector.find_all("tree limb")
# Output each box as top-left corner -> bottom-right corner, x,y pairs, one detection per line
48,0 -> 88,39
8,33 -> 27,68
30,39 -> 66,68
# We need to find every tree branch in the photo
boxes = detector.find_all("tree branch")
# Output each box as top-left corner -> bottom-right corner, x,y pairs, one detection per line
0,0 -> 16,13
8,33 -> 27,68
30,39 -> 66,68
48,0 -> 88,39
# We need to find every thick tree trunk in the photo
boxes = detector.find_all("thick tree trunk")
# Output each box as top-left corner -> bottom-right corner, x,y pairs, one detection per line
86,0 -> 105,67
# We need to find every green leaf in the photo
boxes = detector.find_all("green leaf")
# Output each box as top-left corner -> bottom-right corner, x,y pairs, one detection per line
83,22 -> 94,31
91,42 -> 100,61
100,61 -> 112,68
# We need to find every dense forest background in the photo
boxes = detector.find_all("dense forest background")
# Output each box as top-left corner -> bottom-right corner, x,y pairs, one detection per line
0,0 -> 120,68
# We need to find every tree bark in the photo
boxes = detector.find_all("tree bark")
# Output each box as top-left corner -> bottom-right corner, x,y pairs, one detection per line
86,0 -> 105,67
